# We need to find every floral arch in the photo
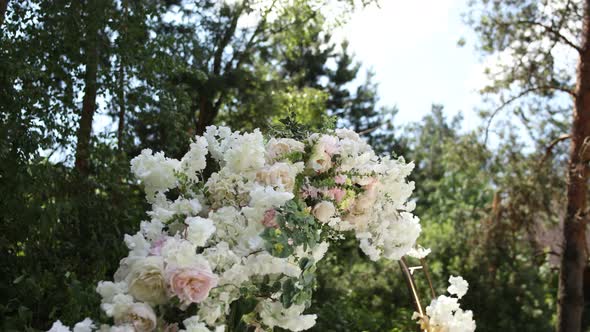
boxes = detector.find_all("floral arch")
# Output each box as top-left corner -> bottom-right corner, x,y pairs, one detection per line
49,124 -> 475,332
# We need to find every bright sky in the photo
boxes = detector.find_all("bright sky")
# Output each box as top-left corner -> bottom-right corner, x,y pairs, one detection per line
335,0 -> 485,129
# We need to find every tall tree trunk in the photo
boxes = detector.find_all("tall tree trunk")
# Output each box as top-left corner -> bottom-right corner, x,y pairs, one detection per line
196,95 -> 215,135
557,1 -> 590,330
74,1 -> 100,176
0,0 -> 8,27
117,0 -> 127,150
117,58 -> 125,150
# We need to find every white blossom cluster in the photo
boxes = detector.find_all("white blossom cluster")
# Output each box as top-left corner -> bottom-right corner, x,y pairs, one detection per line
414,276 -> 476,332
48,126 -> 441,332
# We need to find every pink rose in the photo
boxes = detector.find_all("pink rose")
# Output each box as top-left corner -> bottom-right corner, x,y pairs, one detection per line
262,209 -> 279,228
167,267 -> 218,306
328,188 -> 346,202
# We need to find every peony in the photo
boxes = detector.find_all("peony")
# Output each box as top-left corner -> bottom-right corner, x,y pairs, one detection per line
167,266 -> 218,306
114,302 -> 157,332
127,256 -> 167,305
312,201 -> 335,222
185,217 -> 216,247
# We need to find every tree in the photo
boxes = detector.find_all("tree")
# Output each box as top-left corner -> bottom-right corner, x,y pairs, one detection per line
466,0 -> 590,329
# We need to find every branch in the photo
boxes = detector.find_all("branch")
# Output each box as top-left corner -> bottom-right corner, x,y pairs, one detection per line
511,19 -> 582,53
213,0 -> 278,113
213,3 -> 244,75
483,86 -> 575,145
538,134 -> 571,166
358,125 -> 380,136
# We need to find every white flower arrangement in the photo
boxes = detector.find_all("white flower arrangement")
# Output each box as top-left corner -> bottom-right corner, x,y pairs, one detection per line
49,126 -> 475,332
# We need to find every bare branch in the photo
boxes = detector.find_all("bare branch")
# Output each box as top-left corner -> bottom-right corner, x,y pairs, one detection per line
538,134 -> 571,166
483,86 -> 575,145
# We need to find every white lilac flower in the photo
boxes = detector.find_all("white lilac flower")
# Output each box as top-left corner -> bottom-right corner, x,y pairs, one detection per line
180,136 -> 208,182
124,233 -> 150,257
73,318 -> 96,332
448,275 -> 469,299
48,320 -> 71,332
258,300 -> 317,332
415,276 -> 476,332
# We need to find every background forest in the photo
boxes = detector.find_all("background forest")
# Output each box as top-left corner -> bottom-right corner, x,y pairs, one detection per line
0,0 -> 588,331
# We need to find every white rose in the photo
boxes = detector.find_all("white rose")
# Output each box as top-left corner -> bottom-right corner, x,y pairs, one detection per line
312,201 -> 335,222
186,217 -> 216,247
126,256 -> 167,305
114,303 -> 157,332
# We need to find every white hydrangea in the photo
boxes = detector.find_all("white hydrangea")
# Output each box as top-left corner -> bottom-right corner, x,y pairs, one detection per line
224,129 -> 265,172
186,216 -> 216,247
130,149 -> 180,201
160,237 -> 209,268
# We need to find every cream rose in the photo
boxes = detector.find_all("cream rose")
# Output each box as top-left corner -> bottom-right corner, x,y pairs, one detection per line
256,162 -> 298,192
312,201 -> 336,222
114,302 -> 157,332
266,138 -> 305,161
167,266 -> 218,306
306,146 -> 332,173
127,256 -> 167,305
